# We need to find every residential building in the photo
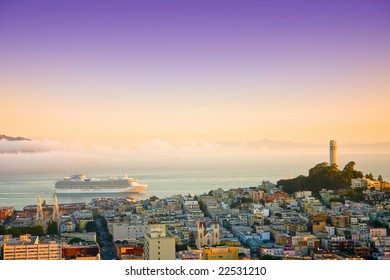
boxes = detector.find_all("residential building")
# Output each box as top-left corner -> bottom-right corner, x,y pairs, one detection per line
62,244 -> 100,260
144,224 -> 175,260
115,243 -> 144,260
0,207 -> 14,221
177,249 -> 202,260
202,246 -> 239,260
113,223 -> 149,242
1,234 -> 61,260
370,228 -> 387,238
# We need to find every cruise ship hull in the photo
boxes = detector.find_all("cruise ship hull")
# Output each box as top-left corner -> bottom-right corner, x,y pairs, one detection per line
55,185 -> 147,194
54,174 -> 147,194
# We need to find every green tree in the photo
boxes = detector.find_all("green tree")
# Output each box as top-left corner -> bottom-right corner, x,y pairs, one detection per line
47,220 -> 58,235
85,221 -> 96,232
277,175 -> 307,194
261,254 -> 282,260
329,197 -> 345,204
0,225 -> 5,235
96,231 -> 103,247
69,238 -> 86,244
6,227 -> 22,237
366,173 -> 374,180
175,243 -> 189,252
199,201 -> 206,212
238,252 -> 246,259
100,217 -> 108,229
29,225 -> 45,236
106,233 -> 113,242
346,187 -> 365,202
343,161 -> 356,180
92,211 -> 100,219
4,226 -> 45,237
240,197 -> 253,203
378,175 -> 383,182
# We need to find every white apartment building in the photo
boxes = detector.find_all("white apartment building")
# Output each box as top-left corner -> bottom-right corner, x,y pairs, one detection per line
113,223 -> 149,242
144,224 -> 175,260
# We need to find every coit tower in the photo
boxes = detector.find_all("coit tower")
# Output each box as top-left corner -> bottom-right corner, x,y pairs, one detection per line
329,140 -> 338,166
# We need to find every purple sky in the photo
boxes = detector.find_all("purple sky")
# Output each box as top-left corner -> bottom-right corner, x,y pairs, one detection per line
1,0 -> 389,144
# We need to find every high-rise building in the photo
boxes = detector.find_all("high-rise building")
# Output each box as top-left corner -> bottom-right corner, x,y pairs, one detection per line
143,224 -> 175,260
329,140 -> 338,166
0,235 -> 61,260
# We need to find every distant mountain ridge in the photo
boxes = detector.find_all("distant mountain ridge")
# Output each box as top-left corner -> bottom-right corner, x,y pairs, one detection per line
216,139 -> 390,150
0,134 -> 31,141
1,134 -> 390,151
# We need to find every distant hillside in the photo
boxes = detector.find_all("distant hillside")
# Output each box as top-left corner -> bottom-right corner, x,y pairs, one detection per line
0,134 -> 31,141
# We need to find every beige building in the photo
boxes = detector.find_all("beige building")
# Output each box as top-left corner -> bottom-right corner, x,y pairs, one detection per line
178,249 -> 202,260
351,178 -> 381,190
113,223 -> 149,242
295,191 -> 312,199
370,228 -> 387,238
1,235 -> 61,260
330,215 -> 350,228
144,224 -> 175,260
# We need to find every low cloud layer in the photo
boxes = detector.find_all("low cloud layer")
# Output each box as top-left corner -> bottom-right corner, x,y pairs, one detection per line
0,139 -> 66,154
0,138 -> 320,156
1,138 -> 390,176
1,138 -> 390,156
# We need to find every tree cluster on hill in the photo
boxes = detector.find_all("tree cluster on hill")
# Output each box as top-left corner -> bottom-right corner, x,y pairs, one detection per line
0,225 -> 45,237
47,220 -> 58,235
277,161 -> 364,195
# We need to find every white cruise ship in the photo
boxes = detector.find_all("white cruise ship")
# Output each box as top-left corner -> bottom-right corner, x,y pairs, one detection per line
54,174 -> 147,194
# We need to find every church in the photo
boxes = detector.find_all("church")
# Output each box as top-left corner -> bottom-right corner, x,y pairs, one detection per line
34,194 -> 61,231
196,221 -> 220,249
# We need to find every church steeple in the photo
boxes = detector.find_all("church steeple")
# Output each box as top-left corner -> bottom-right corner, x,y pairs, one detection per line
36,194 -> 44,221
52,194 -> 60,221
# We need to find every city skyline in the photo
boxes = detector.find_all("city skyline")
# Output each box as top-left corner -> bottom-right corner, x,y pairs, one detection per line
2,1 -> 390,269
1,0 -> 390,148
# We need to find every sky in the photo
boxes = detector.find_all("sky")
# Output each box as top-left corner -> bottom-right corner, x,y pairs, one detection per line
1,0 -> 390,148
